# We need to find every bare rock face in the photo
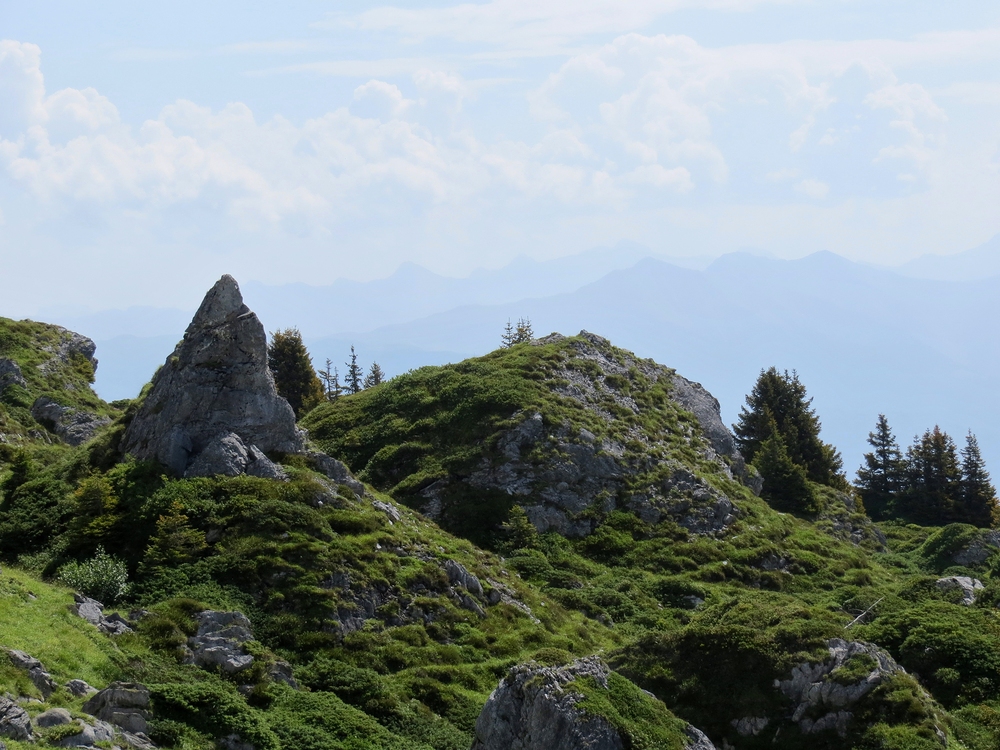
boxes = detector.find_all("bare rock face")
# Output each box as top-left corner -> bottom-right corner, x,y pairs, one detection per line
779,639 -> 903,739
471,657 -> 626,750
5,648 -> 57,698
30,397 -> 111,446
0,696 -> 32,741
0,359 -> 26,391
120,275 -> 303,476
936,575 -> 984,606
184,610 -> 256,674
82,682 -> 152,735
472,657 -> 716,750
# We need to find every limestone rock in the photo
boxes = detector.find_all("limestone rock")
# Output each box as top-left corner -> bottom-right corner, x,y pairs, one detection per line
308,452 -> 365,497
35,708 -> 72,728
184,432 -> 287,480
66,678 -> 98,697
73,592 -> 134,635
54,718 -> 117,747
6,648 -> 57,698
472,656 -> 716,750
952,530 -> 1000,567
372,500 -> 401,524
82,681 -> 151,735
185,610 -> 255,674
471,657 -> 625,750
120,275 -> 303,477
936,575 -> 984,606
0,359 -> 26,391
452,332 -> 748,538
30,396 -> 110,446
779,639 -> 902,738
0,696 -> 32,741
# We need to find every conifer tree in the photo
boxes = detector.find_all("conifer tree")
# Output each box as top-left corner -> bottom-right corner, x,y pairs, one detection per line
501,320 -> 517,348
345,346 -> 364,395
515,317 -> 534,343
318,359 -> 343,402
856,414 -> 905,520
268,328 -> 325,417
734,367 -> 843,487
901,426 -> 961,525
957,432 -> 997,528
364,362 -> 385,389
754,430 -> 816,514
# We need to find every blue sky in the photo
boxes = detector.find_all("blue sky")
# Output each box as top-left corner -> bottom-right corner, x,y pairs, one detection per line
2,1 -> 999,314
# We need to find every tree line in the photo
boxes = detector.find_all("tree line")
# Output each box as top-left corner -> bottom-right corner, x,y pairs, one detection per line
734,367 -> 997,527
267,329 -> 384,417
856,416 -> 996,527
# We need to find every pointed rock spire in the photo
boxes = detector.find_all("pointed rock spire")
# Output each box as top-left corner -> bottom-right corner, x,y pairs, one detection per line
120,275 -> 303,476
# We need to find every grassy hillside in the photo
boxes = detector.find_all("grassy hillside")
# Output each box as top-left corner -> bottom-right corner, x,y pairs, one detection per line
4,327 -> 1000,748
0,316 -> 122,454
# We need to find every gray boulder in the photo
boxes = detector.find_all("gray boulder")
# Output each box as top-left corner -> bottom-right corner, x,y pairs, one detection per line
6,648 -> 57,698
953,530 -> 1000,566
73,593 -> 133,635
35,708 -> 72,728
0,696 -> 32,740
472,656 -> 715,750
185,610 -> 255,674
308,452 -> 365,497
184,432 -> 287,480
30,397 -> 110,446
120,275 -> 303,477
936,575 -> 984,606
82,681 -> 151,735
66,678 -> 98,697
0,359 -> 26,391
779,639 -> 902,738
53,718 -> 117,747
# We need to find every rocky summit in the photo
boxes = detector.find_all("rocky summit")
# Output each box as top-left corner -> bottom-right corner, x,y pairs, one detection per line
120,275 -> 303,477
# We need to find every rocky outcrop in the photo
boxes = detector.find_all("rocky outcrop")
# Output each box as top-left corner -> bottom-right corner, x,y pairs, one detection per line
82,682 -> 152,735
471,657 -> 626,750
185,611 -> 255,674
936,575 -> 984,606
431,332 -> 749,538
183,609 -> 296,687
73,593 -> 134,635
952,530 -> 1000,567
308,452 -> 365,497
779,639 -> 903,738
120,275 -> 303,477
6,648 -> 57,697
0,359 -> 26,391
66,678 -> 98,697
472,657 -> 715,750
0,696 -> 32,741
35,328 -> 98,377
30,397 -> 110,446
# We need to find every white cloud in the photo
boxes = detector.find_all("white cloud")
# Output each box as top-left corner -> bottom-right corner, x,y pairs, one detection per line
794,178 -> 829,199
321,0 -> 806,54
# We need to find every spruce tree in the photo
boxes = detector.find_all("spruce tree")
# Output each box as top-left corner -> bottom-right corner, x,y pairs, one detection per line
733,367 -> 842,487
957,432 -> 997,528
318,359 -> 343,402
364,362 -> 385,389
901,427 -> 961,525
515,317 -> 534,343
754,430 -> 816,514
501,320 -> 517,348
856,414 -> 905,520
345,346 -> 364,395
268,329 -> 325,417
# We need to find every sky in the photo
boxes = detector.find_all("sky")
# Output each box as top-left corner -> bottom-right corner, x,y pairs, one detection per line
2,1 -> 1000,315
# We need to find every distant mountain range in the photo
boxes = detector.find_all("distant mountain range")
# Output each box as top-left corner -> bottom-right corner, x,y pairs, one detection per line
29,235 -> 1000,475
